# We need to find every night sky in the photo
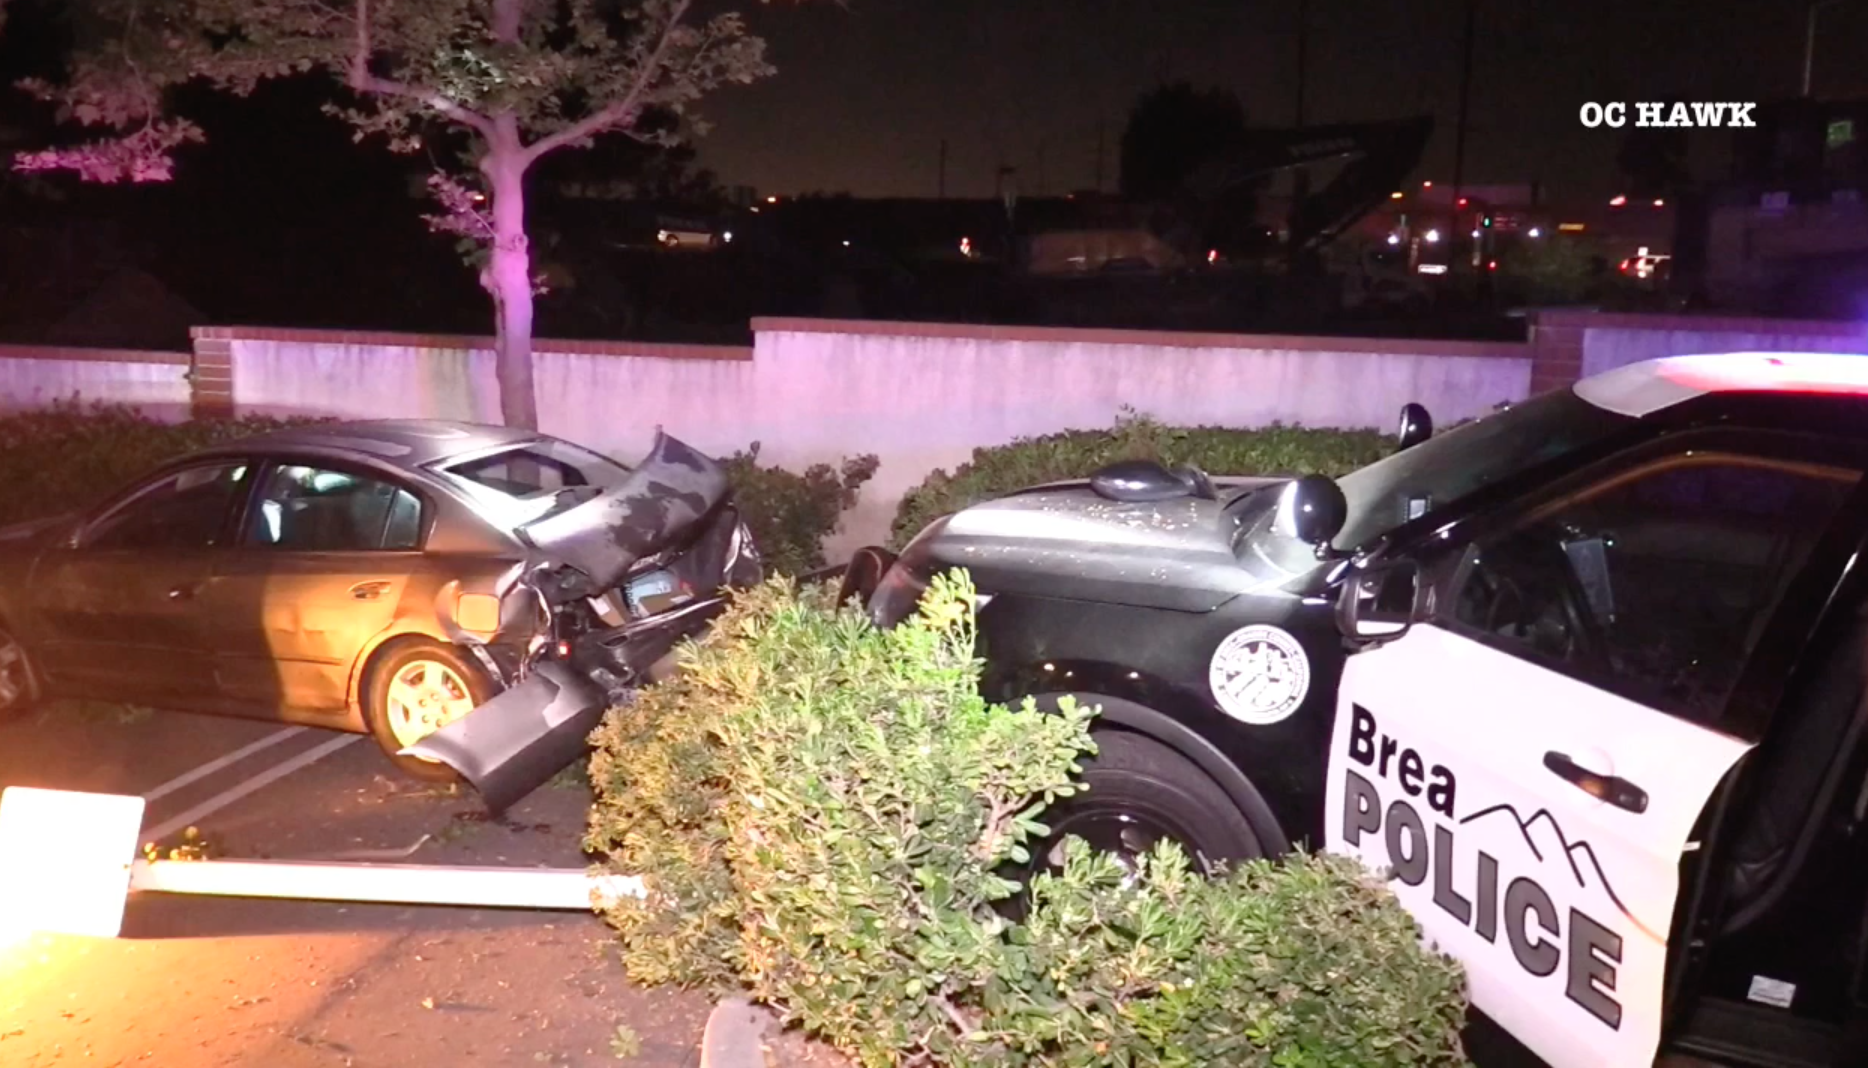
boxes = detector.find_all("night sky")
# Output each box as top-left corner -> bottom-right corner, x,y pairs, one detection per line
698,0 -> 1868,200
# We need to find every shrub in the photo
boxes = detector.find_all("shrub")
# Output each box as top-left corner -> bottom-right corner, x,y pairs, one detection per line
0,399 -> 325,529
891,409 -> 1394,546
587,571 -> 1471,1068
0,400 -> 875,575
722,444 -> 879,577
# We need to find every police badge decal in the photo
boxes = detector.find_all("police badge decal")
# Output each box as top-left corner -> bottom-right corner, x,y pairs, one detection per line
1208,624 -> 1311,725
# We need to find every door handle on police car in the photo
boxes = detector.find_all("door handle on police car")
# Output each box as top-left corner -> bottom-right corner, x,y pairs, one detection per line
1543,751 -> 1648,813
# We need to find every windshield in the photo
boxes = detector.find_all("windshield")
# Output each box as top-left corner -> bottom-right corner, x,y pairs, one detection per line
1329,388 -> 1634,550
438,438 -> 633,530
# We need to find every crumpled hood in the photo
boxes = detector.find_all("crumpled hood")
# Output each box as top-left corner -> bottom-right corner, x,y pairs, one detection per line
910,476 -> 1298,613
513,431 -> 729,593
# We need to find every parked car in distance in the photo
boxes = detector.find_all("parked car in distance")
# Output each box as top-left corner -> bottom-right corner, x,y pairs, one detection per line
0,419 -> 759,782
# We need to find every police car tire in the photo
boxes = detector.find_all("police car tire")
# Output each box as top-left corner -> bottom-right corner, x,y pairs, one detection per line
1069,729 -> 1264,870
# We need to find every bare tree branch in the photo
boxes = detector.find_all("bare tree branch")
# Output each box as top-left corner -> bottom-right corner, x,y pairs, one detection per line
348,0 -> 495,138
519,0 -> 692,166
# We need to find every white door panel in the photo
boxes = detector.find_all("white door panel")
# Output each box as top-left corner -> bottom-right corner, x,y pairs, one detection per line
1327,623 -> 1753,1068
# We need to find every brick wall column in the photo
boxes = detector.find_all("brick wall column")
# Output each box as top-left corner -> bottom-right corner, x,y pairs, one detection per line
189,330 -> 235,418
1526,311 -> 1587,395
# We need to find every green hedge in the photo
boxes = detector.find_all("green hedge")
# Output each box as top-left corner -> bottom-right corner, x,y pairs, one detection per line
0,401 -> 324,529
0,400 -> 873,577
721,445 -> 878,577
589,572 -> 1472,1067
891,409 -> 1394,546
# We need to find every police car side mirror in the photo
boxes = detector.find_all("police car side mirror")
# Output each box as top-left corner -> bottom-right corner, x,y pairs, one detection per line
1337,559 -> 1420,642
1277,475 -> 1348,553
1396,403 -> 1433,451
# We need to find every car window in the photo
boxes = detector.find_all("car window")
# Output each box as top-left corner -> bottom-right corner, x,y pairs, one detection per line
443,441 -> 629,499
85,462 -> 251,551
1330,388 -> 1634,551
1439,450 -> 1861,727
245,464 -> 424,552
438,438 -> 632,530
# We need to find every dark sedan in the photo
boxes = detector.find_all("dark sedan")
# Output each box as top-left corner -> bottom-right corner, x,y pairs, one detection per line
0,419 -> 671,778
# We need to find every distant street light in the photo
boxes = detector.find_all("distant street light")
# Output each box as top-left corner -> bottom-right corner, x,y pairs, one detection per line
1425,229 -> 1441,243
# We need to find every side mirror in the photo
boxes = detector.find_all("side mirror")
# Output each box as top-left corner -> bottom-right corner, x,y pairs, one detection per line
836,546 -> 897,608
1336,558 -> 1420,642
1396,402 -> 1433,451
1275,475 -> 1347,551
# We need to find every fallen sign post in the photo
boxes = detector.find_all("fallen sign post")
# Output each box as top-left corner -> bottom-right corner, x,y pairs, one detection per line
0,786 -> 643,939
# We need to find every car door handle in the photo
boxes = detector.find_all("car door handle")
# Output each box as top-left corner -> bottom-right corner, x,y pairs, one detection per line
350,581 -> 392,601
1544,751 -> 1648,813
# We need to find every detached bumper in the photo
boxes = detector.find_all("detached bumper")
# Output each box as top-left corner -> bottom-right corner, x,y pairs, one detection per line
401,661 -> 607,816
410,562 -> 865,815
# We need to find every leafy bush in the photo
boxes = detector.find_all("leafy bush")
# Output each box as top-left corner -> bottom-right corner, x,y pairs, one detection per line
0,399 -> 324,529
0,400 -> 875,574
722,444 -> 879,577
587,572 -> 1471,1068
891,410 -> 1393,545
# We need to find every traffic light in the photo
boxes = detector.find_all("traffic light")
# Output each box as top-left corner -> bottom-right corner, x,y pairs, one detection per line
1481,214 -> 1493,228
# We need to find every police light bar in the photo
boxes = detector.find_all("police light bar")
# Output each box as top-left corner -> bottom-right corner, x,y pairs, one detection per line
1656,352 -> 1868,395
1577,352 -> 1868,417
0,786 -> 643,938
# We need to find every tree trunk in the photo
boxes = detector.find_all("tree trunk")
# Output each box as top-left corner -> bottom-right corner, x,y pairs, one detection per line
482,119 -> 540,430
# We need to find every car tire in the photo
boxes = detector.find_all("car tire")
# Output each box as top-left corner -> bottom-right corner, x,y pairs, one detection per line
998,730 -> 1263,920
0,624 -> 40,725
362,641 -> 495,782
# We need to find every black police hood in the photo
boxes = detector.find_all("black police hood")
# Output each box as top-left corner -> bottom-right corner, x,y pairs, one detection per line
903,475 -> 1297,613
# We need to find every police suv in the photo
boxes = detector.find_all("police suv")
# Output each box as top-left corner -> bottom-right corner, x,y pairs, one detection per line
852,352 -> 1868,1067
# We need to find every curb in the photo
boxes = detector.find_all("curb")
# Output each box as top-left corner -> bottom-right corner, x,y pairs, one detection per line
699,996 -> 773,1068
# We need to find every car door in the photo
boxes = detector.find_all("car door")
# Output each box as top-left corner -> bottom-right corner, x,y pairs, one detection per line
1325,429 -> 1868,1068
23,458 -> 255,704
203,459 -> 427,715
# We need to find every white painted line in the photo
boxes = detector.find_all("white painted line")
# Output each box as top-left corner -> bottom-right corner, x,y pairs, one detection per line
142,734 -> 360,843
141,727 -> 309,802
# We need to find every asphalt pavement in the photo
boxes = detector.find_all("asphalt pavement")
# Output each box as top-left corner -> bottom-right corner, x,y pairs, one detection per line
0,701 -> 715,1068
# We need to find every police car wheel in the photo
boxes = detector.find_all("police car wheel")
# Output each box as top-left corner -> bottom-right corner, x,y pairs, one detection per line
1030,730 -> 1263,881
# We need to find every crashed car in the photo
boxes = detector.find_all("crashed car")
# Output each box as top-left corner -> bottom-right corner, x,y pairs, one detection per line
407,429 -> 765,812
0,420 -> 758,810
847,352 -> 1868,1068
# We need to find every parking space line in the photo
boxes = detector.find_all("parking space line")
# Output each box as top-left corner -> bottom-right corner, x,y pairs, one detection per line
142,734 -> 361,844
141,727 -> 309,802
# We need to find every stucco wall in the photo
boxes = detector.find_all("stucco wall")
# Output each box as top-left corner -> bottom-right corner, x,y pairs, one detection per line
745,321 -> 1534,554
3,322 -> 1539,553
0,344 -> 193,421
1544,312 -> 1868,379
216,321 -> 1534,553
